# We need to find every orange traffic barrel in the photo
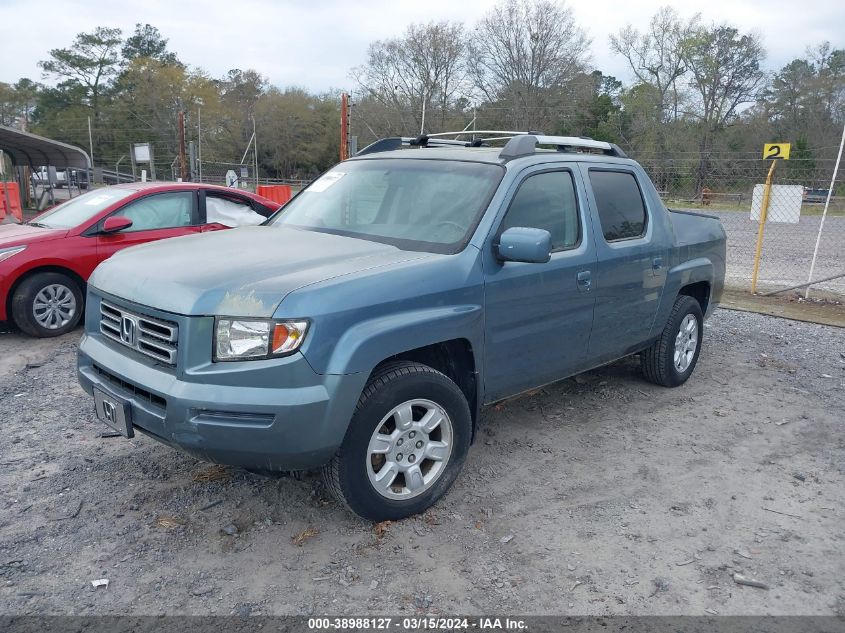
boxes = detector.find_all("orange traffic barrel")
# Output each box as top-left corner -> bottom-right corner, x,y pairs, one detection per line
0,182 -> 23,222
257,185 -> 293,205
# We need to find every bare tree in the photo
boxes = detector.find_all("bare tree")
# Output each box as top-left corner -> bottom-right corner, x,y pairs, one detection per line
610,7 -> 699,188
807,42 -> 845,124
353,21 -> 469,135
610,7 -> 699,128
681,25 -> 766,190
467,0 -> 591,131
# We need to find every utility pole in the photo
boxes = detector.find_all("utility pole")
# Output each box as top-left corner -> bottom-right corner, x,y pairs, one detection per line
87,116 -> 95,185
197,107 -> 202,182
178,111 -> 187,181
340,93 -> 349,161
252,116 -> 258,191
347,94 -> 353,155
805,120 -> 845,298
420,96 -> 426,135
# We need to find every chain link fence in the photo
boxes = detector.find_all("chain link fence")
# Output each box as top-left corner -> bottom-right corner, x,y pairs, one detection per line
203,153 -> 844,299
197,161 -> 311,192
197,161 -> 252,188
637,154 -> 844,298
109,150 -> 845,301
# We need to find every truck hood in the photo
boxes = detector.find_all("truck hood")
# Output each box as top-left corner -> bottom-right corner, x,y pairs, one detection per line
89,226 -> 432,317
0,223 -> 68,248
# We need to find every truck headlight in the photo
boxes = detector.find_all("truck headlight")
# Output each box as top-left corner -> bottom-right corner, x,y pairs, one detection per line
214,318 -> 309,361
0,246 -> 26,263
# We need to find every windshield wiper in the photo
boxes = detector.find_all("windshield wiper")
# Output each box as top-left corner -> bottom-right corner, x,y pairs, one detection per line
27,222 -> 50,228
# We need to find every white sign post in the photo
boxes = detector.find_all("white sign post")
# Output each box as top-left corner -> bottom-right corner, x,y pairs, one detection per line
133,143 -> 151,163
131,143 -> 155,181
750,185 -> 803,224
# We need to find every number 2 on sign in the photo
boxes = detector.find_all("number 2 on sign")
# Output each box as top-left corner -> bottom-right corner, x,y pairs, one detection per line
763,143 -> 791,160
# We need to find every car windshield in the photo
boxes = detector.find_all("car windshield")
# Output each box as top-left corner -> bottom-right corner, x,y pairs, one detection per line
30,188 -> 135,229
269,158 -> 504,253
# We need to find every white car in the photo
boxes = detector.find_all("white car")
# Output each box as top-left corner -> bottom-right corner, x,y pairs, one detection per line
34,166 -> 67,188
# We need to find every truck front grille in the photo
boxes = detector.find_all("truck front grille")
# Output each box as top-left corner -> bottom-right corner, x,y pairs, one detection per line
100,301 -> 178,365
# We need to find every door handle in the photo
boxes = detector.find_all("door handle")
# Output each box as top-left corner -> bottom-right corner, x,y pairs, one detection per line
652,257 -> 663,271
576,270 -> 591,290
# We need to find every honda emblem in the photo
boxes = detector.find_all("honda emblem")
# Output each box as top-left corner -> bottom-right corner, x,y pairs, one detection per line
120,315 -> 137,346
102,400 -> 117,424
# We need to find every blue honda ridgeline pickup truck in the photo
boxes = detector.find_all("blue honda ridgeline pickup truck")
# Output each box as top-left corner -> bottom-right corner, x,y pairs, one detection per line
78,132 -> 726,520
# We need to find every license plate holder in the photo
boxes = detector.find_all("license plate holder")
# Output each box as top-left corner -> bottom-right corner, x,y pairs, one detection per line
93,387 -> 133,438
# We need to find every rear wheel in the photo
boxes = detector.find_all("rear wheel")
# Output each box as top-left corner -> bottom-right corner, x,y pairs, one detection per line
641,295 -> 703,387
11,272 -> 83,338
322,361 -> 471,521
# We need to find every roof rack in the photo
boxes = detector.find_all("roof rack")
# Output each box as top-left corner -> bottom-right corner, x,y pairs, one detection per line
354,130 -> 627,160
356,136 -> 480,156
499,135 -> 627,160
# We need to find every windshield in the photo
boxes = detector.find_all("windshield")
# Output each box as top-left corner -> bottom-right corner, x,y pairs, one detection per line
30,187 -> 135,229
269,159 -> 504,253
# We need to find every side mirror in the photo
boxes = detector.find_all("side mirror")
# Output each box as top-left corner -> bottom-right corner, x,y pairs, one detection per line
496,227 -> 552,264
102,216 -> 133,233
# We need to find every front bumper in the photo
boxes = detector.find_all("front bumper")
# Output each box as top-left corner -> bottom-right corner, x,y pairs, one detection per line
77,296 -> 367,471
0,269 -> 12,322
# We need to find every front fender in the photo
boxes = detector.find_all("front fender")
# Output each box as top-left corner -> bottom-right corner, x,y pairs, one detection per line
0,257 -> 90,321
318,304 -> 483,376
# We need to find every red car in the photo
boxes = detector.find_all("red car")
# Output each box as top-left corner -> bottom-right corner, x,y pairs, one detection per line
0,183 -> 281,337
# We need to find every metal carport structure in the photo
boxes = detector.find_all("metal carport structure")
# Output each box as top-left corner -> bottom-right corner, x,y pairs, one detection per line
0,125 -> 91,215
0,124 -> 90,170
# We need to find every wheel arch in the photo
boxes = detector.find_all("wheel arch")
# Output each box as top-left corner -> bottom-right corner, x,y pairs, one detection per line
369,338 -> 480,437
6,265 -> 87,322
650,257 -> 715,339
678,280 -> 711,316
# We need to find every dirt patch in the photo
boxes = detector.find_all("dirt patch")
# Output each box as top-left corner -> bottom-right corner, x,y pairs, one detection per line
721,287 -> 845,328
0,310 -> 843,616
0,326 -> 82,381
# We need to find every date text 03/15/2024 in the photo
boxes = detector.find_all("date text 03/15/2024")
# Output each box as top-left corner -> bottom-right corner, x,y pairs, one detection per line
307,617 -> 528,630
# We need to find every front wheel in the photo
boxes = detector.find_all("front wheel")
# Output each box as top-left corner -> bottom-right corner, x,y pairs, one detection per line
11,272 -> 84,337
322,361 -> 471,521
641,295 -> 703,387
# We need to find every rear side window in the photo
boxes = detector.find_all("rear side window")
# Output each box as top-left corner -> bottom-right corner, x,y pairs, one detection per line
501,171 -> 580,251
589,170 -> 647,241
206,195 -> 266,227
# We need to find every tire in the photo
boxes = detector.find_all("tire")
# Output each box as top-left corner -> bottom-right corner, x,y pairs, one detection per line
641,295 -> 704,387
11,272 -> 84,338
322,361 -> 472,521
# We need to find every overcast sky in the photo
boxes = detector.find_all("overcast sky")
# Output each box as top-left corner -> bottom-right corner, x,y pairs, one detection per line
1,0 -> 843,91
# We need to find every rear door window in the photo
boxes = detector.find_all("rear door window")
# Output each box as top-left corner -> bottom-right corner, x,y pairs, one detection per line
206,194 -> 266,227
589,170 -> 647,242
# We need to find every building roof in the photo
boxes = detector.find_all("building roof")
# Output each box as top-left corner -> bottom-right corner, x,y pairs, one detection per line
0,125 -> 90,169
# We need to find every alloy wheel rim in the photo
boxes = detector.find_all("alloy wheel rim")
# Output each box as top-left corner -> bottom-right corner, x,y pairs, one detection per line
32,284 -> 76,330
673,314 -> 698,373
366,398 -> 453,500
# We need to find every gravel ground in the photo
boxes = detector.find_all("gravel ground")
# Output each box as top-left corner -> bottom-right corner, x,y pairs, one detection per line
0,309 -> 843,616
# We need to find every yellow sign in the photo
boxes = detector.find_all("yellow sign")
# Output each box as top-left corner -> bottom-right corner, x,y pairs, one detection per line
763,143 -> 791,160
